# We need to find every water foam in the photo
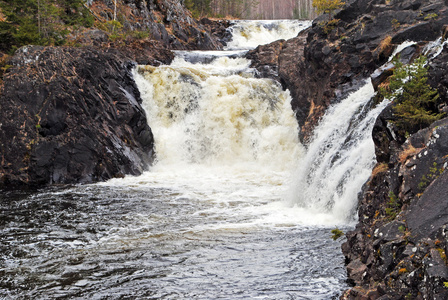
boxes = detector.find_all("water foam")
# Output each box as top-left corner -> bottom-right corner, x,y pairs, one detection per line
135,56 -> 302,170
225,20 -> 311,50
287,80 -> 390,223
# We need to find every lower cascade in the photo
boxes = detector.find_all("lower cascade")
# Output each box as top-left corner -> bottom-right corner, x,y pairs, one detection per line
0,20 -> 389,299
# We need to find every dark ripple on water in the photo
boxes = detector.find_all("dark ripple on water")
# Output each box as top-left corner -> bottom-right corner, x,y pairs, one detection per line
0,186 -> 349,299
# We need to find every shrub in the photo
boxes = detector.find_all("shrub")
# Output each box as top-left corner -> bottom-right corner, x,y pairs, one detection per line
331,228 -> 344,240
386,191 -> 400,220
380,56 -> 445,134
313,0 -> 345,20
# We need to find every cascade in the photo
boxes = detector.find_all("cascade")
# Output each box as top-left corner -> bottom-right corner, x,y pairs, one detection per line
134,20 -> 392,225
134,56 -> 302,170
287,81 -> 390,222
225,20 -> 312,50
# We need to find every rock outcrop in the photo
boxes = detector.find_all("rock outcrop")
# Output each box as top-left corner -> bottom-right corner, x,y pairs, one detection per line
0,46 -> 155,187
247,0 -> 448,142
79,0 -> 229,51
340,30 -> 448,300
0,0 -> 229,188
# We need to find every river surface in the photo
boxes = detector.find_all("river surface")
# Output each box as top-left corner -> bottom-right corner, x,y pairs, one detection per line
0,20 -> 380,299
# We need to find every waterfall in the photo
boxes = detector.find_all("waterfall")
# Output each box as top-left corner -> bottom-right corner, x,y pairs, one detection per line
225,20 -> 312,50
287,81 -> 390,222
132,20 -> 390,226
134,56 -> 303,171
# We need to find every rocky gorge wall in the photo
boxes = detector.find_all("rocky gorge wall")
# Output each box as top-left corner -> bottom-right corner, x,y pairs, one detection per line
0,46 -> 154,186
341,45 -> 448,300
248,0 -> 448,141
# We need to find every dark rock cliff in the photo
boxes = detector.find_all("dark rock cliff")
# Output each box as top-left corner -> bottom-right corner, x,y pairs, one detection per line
0,46 -> 154,187
247,0 -> 448,142
341,46 -> 448,300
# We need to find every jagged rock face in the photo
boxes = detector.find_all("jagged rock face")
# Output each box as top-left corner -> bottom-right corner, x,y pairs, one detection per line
341,47 -> 448,299
246,39 -> 286,80
247,0 -> 448,142
86,0 -> 228,50
0,46 -> 154,187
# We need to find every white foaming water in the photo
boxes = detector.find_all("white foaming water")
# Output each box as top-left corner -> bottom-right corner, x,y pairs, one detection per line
124,20 -> 385,227
287,80 -> 390,223
225,20 -> 311,50
130,53 -> 314,228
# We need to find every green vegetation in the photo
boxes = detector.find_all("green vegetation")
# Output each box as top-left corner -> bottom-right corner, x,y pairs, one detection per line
386,191 -> 400,220
312,0 -> 345,20
331,228 -> 344,240
418,162 -> 445,191
319,18 -> 339,34
0,0 -> 94,54
184,0 -> 213,18
391,18 -> 400,30
424,13 -> 438,21
380,56 -> 445,134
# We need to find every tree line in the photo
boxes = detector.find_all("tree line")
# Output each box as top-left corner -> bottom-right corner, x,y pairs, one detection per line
185,0 -> 317,19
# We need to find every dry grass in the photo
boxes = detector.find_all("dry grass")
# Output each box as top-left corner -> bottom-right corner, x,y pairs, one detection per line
375,35 -> 393,59
379,35 -> 392,52
399,143 -> 423,164
371,162 -> 389,177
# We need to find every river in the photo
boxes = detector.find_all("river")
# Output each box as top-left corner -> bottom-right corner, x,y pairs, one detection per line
0,20 -> 384,299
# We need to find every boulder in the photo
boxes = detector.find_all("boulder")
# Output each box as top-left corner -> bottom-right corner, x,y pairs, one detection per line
406,170 -> 448,240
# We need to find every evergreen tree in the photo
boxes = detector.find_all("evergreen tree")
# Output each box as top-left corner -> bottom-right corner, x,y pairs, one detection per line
380,56 -> 445,133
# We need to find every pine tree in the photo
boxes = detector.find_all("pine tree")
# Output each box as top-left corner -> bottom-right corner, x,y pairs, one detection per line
380,56 -> 445,133
0,0 -> 93,53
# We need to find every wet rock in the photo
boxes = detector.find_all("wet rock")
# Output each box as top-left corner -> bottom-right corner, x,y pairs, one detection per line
392,21 -> 448,44
346,258 -> 368,284
0,46 -> 154,187
246,39 -> 285,80
406,171 -> 448,240
343,43 -> 448,299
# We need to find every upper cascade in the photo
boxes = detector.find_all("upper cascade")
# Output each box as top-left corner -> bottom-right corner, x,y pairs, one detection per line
225,20 -> 311,50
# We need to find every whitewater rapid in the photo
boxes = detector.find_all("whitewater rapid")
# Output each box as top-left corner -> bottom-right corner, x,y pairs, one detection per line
1,20 -> 374,299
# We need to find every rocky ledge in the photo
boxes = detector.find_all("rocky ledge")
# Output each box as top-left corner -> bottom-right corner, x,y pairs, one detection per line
247,0 -> 448,142
341,45 -> 448,300
0,46 -> 156,187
